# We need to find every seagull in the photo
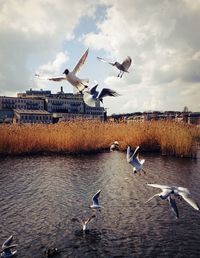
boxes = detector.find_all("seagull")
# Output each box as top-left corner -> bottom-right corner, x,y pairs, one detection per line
97,56 -> 132,78
1,235 -> 17,258
71,214 -> 96,232
146,184 -> 199,217
126,145 -> 146,174
110,141 -> 119,151
83,83 -> 119,107
35,48 -> 89,94
90,189 -> 101,210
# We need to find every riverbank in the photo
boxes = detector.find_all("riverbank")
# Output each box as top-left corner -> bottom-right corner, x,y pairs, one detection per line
0,120 -> 199,158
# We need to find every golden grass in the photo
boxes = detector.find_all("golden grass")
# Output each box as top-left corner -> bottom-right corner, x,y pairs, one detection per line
0,120 -> 199,157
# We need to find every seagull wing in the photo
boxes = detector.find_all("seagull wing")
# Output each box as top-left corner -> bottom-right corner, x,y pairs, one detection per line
72,48 -> 89,75
178,191 -> 199,210
85,214 -> 96,225
48,76 -> 66,81
127,146 -> 134,161
35,74 -> 65,81
98,88 -> 119,100
92,189 -> 101,206
145,193 -> 160,203
1,245 -> 17,252
90,84 -> 99,96
177,186 -> 190,194
97,56 -> 111,63
147,184 -> 172,190
131,146 -> 140,159
121,56 -> 132,71
168,196 -> 179,218
2,235 -> 13,248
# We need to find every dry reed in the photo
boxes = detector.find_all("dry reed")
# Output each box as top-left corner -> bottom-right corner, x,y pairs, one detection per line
0,120 -> 199,157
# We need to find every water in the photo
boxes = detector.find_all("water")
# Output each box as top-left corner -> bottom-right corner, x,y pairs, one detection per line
0,151 -> 200,258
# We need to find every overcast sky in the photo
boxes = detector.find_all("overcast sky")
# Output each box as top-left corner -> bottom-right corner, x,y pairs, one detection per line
0,0 -> 200,114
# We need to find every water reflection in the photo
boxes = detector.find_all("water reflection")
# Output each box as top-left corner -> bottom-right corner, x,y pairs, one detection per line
0,152 -> 200,257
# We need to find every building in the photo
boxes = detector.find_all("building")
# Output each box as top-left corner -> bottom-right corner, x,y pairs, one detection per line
19,87 -> 105,121
17,88 -> 51,98
13,109 -> 52,124
0,110 -> 14,123
0,96 -> 44,110
188,112 -> 200,125
0,87 -> 106,123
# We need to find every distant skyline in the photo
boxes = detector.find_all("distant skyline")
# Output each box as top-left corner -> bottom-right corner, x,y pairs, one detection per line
0,0 -> 200,114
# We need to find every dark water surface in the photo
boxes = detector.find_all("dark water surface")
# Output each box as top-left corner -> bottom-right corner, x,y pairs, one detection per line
0,151 -> 200,258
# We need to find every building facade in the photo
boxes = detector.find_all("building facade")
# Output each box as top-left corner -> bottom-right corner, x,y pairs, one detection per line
13,109 -> 52,124
0,87 -> 106,123
0,96 -> 44,110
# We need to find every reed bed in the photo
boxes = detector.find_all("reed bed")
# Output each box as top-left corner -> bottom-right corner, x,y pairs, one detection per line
0,120 -> 199,157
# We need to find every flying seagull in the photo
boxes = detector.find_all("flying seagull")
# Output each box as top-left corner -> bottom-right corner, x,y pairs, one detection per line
90,189 -> 101,210
1,235 -> 17,258
97,56 -> 132,78
83,83 -> 119,107
71,214 -> 96,232
126,145 -> 146,174
110,141 -> 119,151
146,184 -> 199,218
35,48 -> 89,94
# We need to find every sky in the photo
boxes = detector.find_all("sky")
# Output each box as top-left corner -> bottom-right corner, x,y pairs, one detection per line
0,0 -> 200,115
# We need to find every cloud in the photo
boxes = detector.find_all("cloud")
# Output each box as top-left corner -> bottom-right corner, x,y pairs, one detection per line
83,0 -> 200,112
0,0 -> 97,94
37,52 -> 69,75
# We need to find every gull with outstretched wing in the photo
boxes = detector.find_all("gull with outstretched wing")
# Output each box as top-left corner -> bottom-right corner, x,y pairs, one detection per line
71,214 -> 96,232
90,189 -> 101,210
1,235 -> 17,258
35,48 -> 89,94
146,184 -> 199,218
83,82 -> 119,107
97,56 -> 132,78
127,145 -> 146,174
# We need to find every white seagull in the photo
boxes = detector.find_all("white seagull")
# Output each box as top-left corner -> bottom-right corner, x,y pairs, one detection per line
126,145 -> 146,174
97,56 -> 132,78
110,141 -> 119,151
146,184 -> 199,217
71,214 -> 96,232
90,189 -> 101,210
83,83 -> 119,107
1,235 -> 17,258
35,48 -> 89,94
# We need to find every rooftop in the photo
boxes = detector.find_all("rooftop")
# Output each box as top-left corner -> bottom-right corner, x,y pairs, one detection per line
14,109 -> 51,115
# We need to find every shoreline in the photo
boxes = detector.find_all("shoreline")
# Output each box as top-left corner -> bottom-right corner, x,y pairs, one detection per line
0,120 -> 199,158
0,147 -> 198,159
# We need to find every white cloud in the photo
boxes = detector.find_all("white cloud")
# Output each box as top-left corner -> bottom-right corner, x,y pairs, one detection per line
83,0 -> 200,113
37,52 -> 69,75
0,0 -> 97,93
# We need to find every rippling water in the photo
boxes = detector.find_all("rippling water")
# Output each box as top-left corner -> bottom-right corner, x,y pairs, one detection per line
0,151 -> 200,258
